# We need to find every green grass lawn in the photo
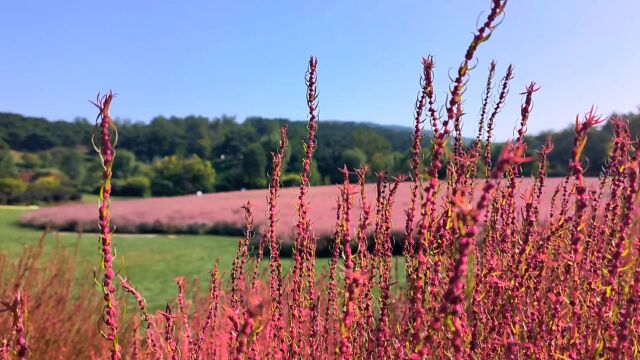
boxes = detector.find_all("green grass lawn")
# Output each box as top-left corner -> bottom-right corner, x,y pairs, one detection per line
1,204 -> 405,310
0,206 -> 246,309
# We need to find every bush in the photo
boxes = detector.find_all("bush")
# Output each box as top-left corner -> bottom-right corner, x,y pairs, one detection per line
0,177 -> 26,204
23,175 -> 80,203
111,176 -> 151,197
281,173 -> 301,187
151,155 -> 216,196
241,143 -> 268,188
0,140 -> 16,178
20,152 -> 41,169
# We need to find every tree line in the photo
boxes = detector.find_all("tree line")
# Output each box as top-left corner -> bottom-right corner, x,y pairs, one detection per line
0,110 -> 638,204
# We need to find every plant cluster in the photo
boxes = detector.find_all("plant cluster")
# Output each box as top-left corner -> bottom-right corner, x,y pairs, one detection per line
2,0 -> 640,358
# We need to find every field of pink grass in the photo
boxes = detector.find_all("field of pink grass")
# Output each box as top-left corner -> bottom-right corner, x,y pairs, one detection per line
19,178 -> 604,243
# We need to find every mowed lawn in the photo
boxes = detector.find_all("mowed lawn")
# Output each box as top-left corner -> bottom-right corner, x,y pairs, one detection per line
2,196 -> 408,309
0,204 -> 246,309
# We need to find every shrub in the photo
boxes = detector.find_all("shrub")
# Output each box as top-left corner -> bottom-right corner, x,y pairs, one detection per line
281,173 -> 301,187
151,155 -> 216,196
0,177 -> 26,204
340,148 -> 366,169
241,143 -> 268,189
112,176 -> 151,197
0,139 -> 15,178
23,174 -> 80,203
56,148 -> 86,187
19,153 -> 40,170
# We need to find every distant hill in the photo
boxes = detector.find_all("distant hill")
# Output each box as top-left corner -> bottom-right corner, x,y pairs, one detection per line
1,109 -> 639,199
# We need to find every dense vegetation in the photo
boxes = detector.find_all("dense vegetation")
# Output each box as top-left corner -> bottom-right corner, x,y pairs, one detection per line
1,109 -> 638,204
3,0 -> 640,358
0,113 -> 423,202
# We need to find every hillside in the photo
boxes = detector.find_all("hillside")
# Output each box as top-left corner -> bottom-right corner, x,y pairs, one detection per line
1,110 -> 639,204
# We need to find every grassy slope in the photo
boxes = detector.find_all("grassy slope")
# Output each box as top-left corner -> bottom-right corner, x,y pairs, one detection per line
2,197 -> 405,309
0,206 -> 242,309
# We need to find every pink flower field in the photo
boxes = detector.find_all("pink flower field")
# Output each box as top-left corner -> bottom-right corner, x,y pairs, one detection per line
18,178 -> 603,244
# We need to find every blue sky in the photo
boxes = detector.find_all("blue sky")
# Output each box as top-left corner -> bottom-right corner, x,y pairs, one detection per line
0,1 -> 638,140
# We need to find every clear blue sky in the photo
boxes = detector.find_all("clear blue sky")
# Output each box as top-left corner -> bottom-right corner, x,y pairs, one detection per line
1,1 -> 638,140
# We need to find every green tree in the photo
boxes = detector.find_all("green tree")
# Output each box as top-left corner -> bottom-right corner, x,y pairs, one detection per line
370,152 -> 394,173
112,176 -> 151,197
113,149 -> 140,179
151,155 -> 216,196
24,174 -> 79,203
20,153 -> 41,170
58,149 -> 86,187
0,177 -> 26,204
0,139 -> 15,178
341,148 -> 367,170
352,128 -> 392,158
241,143 -> 268,189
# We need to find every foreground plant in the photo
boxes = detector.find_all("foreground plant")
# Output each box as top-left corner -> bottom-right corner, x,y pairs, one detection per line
91,91 -> 121,360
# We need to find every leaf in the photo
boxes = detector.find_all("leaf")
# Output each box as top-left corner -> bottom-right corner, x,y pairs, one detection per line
593,338 -> 603,358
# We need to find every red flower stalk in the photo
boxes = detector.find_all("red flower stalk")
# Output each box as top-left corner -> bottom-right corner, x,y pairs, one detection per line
591,130 -> 626,292
516,82 -> 539,145
563,109 -> 605,348
120,277 -> 162,359
339,166 -> 355,268
599,118 -> 632,247
450,0 -> 509,161
484,64 -> 514,177
336,166 -> 359,359
517,138 -> 553,272
321,189 -> 345,354
0,289 -> 29,360
131,317 -> 140,360
605,145 -> 639,353
403,56 -> 434,286
373,172 -> 390,258
232,202 -> 253,309
353,168 -> 374,355
410,121 -> 449,355
503,82 -> 538,242
91,91 -> 121,360
233,310 -> 256,360
161,305 -> 179,360
475,60 -> 497,152
195,261 -> 221,359
376,176 -> 404,358
250,240 -> 264,293
505,140 -> 552,356
176,277 -> 193,356
290,56 -> 320,355
434,144 -> 532,359
339,269 -> 367,360
265,126 -> 288,356
355,167 -> 371,269
404,56 -> 435,260
257,128 -> 293,310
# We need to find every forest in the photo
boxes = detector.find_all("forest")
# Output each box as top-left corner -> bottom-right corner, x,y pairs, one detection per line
0,110 -> 639,204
